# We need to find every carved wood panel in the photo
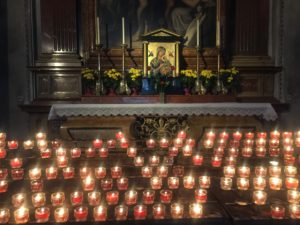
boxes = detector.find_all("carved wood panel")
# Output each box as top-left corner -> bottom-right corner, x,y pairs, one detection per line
40,0 -> 78,54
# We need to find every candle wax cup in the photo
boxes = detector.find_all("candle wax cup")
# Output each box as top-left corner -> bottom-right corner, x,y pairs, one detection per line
168,177 -> 179,189
54,207 -> 69,223
35,207 -> 50,222
80,167 -> 92,179
115,205 -> 128,221
117,177 -> 128,190
30,180 -> 43,192
127,147 -> 137,157
0,180 -> 8,193
106,191 -> 119,205
93,206 -> 107,221
195,189 -> 207,203
8,141 -> 18,150
134,205 -> 147,220
46,167 -> 58,179
12,193 -> 26,207
289,204 -> 300,219
171,203 -> 184,219
85,148 -> 96,158
93,139 -> 103,148
111,166 -> 122,178
88,192 -> 101,206
14,207 -> 29,224
160,190 -> 172,203
74,206 -> 88,221
189,203 -> 203,218
71,148 -> 81,158
99,148 -> 108,158
51,192 -> 65,206
95,167 -> 106,179
63,167 -> 75,179
143,190 -> 155,204
125,190 -> 138,205
101,178 -> 113,190
11,169 -> 24,180
0,148 -> 6,158
271,205 -> 285,219
153,204 -> 166,219
71,192 -> 83,206
199,176 -> 211,189
0,208 -> 10,224
0,169 -> 8,179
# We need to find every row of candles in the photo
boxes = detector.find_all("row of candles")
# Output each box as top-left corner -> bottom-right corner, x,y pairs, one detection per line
0,202 -> 205,224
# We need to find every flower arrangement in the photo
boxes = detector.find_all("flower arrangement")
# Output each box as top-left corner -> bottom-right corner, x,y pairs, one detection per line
219,67 -> 241,93
200,69 -> 217,91
180,70 -> 197,90
127,68 -> 143,91
103,69 -> 122,91
81,68 -> 97,95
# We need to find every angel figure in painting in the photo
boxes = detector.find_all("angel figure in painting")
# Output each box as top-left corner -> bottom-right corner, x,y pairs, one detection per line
150,46 -> 173,77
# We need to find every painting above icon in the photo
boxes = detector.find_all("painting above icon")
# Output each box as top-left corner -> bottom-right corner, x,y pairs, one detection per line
96,0 -> 216,48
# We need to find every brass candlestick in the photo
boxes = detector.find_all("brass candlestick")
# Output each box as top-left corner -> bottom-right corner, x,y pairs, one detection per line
117,44 -> 131,95
95,44 -> 106,95
194,46 -> 206,95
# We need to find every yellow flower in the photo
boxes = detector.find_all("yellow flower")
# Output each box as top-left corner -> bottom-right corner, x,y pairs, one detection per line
227,77 -> 233,83
104,69 -> 121,80
200,70 -> 214,79
231,67 -> 239,75
181,70 -> 197,79
129,68 -> 142,80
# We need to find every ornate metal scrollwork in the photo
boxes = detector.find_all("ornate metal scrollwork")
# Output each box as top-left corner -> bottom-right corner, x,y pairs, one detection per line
131,116 -> 190,140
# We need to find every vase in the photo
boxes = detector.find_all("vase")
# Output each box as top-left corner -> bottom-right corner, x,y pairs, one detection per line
194,80 -> 207,95
82,82 -> 96,96
141,78 -> 156,95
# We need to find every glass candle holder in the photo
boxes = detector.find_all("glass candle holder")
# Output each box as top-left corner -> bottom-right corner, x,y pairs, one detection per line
93,205 -> 107,221
127,147 -> 137,157
63,167 -> 75,179
228,147 -> 239,157
192,154 -> 204,166
56,147 -> 67,157
171,203 -> 184,219
159,138 -> 169,148
14,207 -> 29,224
54,207 -> 69,223
186,138 -> 196,147
10,158 -> 22,169
8,140 -> 18,150
95,167 -> 106,179
168,177 -> 179,189
115,131 -> 125,140
257,132 -> 267,139
238,166 -> 251,178
0,132 -> 6,141
177,130 -> 187,139
70,148 -> 81,158
141,166 -> 153,178
283,137 -> 293,147
117,177 -> 128,190
74,206 -> 88,222
233,131 -> 242,141
217,139 -> 227,148
157,165 -> 168,177
146,139 -> 156,149
253,177 -> 266,190
35,132 -> 46,141
256,138 -> 266,148
40,148 -> 51,158
0,148 -> 6,159
88,191 -> 101,206
23,140 -> 34,150
51,139 -> 61,150
189,203 -> 203,218
269,177 -> 282,190
12,193 -> 26,208
211,156 -> 222,167
285,166 -> 297,177
182,145 -> 193,156
289,204 -> 300,219
219,131 -> 229,140
269,139 -> 280,148
0,169 -> 8,180
0,141 -> 5,149
11,169 -> 24,180
35,207 -> 50,223
169,147 -> 179,157
205,131 -> 216,140
119,138 -> 129,149
111,166 -> 122,178
255,147 -> 266,157
269,148 -> 280,157
106,191 -> 119,205
149,155 -> 160,166
153,203 -> 165,220
237,177 -> 250,190
285,177 -> 299,190
195,189 -> 207,203
30,180 -> 43,192
36,140 -> 47,151
252,191 -> 267,205
270,130 -> 280,139
125,190 -> 138,205
79,167 -> 92,179
287,190 -> 300,204
143,189 -> 155,204
284,156 -> 296,165
56,156 -> 68,168
51,192 -> 65,207
0,180 -> 8,193
82,176 -> 95,191
269,166 -> 281,177
173,138 -> 183,148
271,204 -> 285,219
160,190 -> 172,204
199,176 -> 211,189
283,146 -> 294,156
0,208 -> 10,224
183,176 -> 195,189
223,166 -> 235,178
32,192 -> 46,208
46,166 -> 58,180
133,205 -> 147,221
151,176 -> 162,190
99,147 -> 108,158
243,139 -> 254,147
241,147 -> 253,158
93,139 -> 103,148
173,165 -> 184,177
70,191 -> 83,206
29,168 -> 42,180
255,166 -> 267,177
115,205 -> 128,221
106,139 -> 116,149
203,139 -> 214,149
101,178 -> 113,191
134,156 -> 144,167
220,177 -> 232,190
85,148 -> 96,158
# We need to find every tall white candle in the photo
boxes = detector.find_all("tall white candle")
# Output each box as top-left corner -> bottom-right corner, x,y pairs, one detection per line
95,17 -> 101,45
122,17 -> 125,45
197,18 -> 200,47
216,0 -> 221,47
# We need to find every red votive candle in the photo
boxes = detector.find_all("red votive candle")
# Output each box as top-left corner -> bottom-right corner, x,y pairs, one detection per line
269,177 -> 282,190
285,166 -> 297,177
37,140 -> 47,151
88,191 -> 101,206
0,168 -> 8,180
117,177 -> 128,190
99,147 -> 108,158
51,139 -> 61,149
85,148 -> 96,158
233,131 -> 242,141
0,180 -> 8,193
106,139 -> 116,149
183,175 -> 195,189
153,204 -> 166,219
12,193 -> 26,208
23,140 -> 34,150
106,191 -> 119,205
149,155 -> 160,166
253,177 -> 266,190
228,147 -> 239,157
257,132 -> 267,139
224,156 -> 237,166
0,148 -> 6,158
238,166 -> 251,178
160,190 -> 172,203
54,207 -> 69,223
0,141 -> 5,148
289,204 -> 300,219
193,154 -> 204,165
56,156 -> 68,168
31,192 -> 46,207
269,139 -> 280,148
134,204 -> 147,220
70,191 -> 83,206
40,148 -> 51,158
159,138 -> 169,148
127,147 -> 137,157
269,148 -> 280,157
71,148 -> 81,158
29,168 -> 42,180
256,138 -> 266,147
177,130 -> 187,139
82,176 -> 95,191
173,165 -> 184,177
63,167 -> 75,179
56,147 -> 66,157
51,192 -> 65,206
80,167 -> 92,179
237,177 -> 250,190
157,165 -> 168,177
30,180 -> 43,192
169,147 -> 179,157
134,156 -> 144,167
10,158 -> 22,169
111,166 -> 122,178
125,190 -> 138,205
199,176 -> 211,189
0,132 -> 6,141
101,178 -> 113,190
146,139 -> 156,149
95,166 -> 106,179
8,140 -> 18,150
93,205 -> 107,221
223,166 -> 235,178
93,139 -> 103,148
74,206 -> 88,222
211,156 -> 222,167
46,166 -> 58,180
115,205 -> 128,221
0,208 -> 10,224
171,203 -> 184,219
143,189 -> 155,204
203,139 -> 214,149
182,145 -> 193,156
151,176 -> 162,190
189,203 -> 203,218
173,138 -> 183,148
35,132 -> 46,141
255,147 -> 266,157
186,138 -> 196,147
141,166 -> 153,178
271,204 -> 285,219
285,177 -> 299,190
11,169 -> 24,180
255,166 -> 267,177
168,177 -> 179,189
14,207 -> 29,224
120,138 -> 129,149
35,207 -> 50,223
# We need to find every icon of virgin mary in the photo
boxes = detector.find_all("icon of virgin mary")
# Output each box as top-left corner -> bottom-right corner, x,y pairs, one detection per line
150,46 -> 173,77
